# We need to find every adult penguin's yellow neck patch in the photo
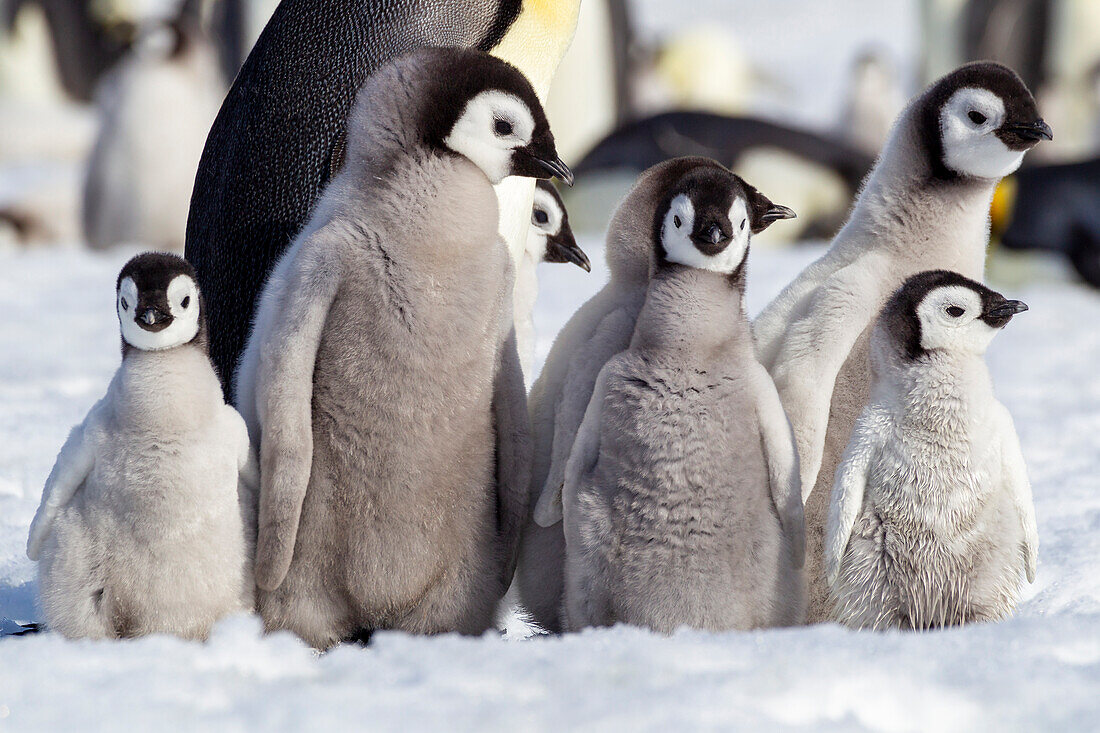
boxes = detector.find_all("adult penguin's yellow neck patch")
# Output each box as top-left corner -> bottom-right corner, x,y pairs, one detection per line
490,0 -> 581,99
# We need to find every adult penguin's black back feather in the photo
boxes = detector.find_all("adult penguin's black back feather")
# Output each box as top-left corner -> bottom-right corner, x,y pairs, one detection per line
185,0 -> 521,396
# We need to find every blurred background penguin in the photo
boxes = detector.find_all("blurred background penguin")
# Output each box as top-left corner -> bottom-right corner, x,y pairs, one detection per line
0,0 -> 1099,287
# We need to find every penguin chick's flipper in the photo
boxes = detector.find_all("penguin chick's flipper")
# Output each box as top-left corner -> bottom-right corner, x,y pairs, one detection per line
254,227 -> 343,592
751,364 -> 804,568
27,413 -> 100,560
824,407 -> 885,587
541,363 -> 613,528
493,330 -> 533,587
768,259 -> 886,493
998,405 -> 1038,583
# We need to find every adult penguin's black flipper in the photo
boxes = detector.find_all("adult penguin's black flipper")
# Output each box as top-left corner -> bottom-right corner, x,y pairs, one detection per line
185,0 -> 530,398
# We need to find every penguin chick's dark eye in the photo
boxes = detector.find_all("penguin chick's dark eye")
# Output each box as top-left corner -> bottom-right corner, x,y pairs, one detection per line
181,296 -> 191,309
946,306 -> 965,317
674,215 -> 682,228
968,110 -> 987,125
740,219 -> 746,231
494,118 -> 514,137
120,298 -> 129,311
534,209 -> 549,225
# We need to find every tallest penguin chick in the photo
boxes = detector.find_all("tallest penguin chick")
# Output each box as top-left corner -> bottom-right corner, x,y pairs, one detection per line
239,48 -> 570,649
753,62 -> 1051,622
186,0 -> 580,396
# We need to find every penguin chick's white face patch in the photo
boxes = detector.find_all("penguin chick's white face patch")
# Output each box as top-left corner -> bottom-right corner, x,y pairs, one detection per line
526,186 -> 561,259
940,88 -> 1026,179
531,185 -> 562,238
445,90 -> 536,185
118,274 -> 201,351
916,285 -> 996,354
660,194 -> 750,274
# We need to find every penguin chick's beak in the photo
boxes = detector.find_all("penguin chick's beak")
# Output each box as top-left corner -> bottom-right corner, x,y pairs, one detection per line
545,233 -> 591,272
513,140 -> 574,186
982,299 -> 1028,328
137,307 -> 173,331
761,204 -> 797,224
998,119 -> 1053,149
692,221 -> 730,252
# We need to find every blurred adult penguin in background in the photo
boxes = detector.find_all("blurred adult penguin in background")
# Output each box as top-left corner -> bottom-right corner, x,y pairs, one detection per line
83,8 -> 224,253
185,0 -> 581,396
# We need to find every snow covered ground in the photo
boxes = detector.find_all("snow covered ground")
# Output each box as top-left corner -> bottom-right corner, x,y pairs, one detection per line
1,240 -> 1099,731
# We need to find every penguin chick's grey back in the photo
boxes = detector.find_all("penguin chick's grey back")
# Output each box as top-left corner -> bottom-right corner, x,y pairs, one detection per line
751,62 -> 1049,623
562,259 -> 804,633
514,157 -> 720,633
241,49 -> 532,649
825,271 -> 1037,629
185,0 -> 528,395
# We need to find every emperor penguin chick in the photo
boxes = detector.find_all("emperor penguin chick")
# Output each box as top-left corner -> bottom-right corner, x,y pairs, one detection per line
753,62 -> 1051,622
514,179 -> 590,382
27,253 -> 257,640
238,48 -> 571,649
515,157 -> 720,633
555,165 -> 803,633
826,271 -> 1036,630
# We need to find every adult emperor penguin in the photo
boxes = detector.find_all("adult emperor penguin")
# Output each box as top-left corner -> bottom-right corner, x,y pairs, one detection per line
514,179 -> 589,381
26,253 -> 256,640
825,270 -> 1036,630
238,48 -> 570,649
551,164 -> 801,633
753,61 -> 1051,623
185,0 -> 581,396
514,157 -> 714,632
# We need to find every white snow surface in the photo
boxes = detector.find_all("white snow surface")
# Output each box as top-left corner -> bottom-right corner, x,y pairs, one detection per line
1,241 -> 1099,731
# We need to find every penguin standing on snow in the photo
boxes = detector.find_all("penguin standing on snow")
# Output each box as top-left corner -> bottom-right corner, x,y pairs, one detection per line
753,62 -> 1051,623
553,164 -> 801,633
27,253 -> 256,640
826,270 -> 1036,630
185,0 -> 581,396
514,157 -> 713,633
237,48 -> 571,649
514,179 -> 590,382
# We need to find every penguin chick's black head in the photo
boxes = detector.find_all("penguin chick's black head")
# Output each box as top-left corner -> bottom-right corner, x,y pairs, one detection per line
532,179 -> 589,271
918,61 -> 1051,180
397,47 -> 571,186
881,269 -> 1027,361
651,159 -> 795,278
116,252 -> 205,354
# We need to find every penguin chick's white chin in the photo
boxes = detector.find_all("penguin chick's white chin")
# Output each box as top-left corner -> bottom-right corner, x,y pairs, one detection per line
940,88 -> 1026,179
444,90 -> 536,184
118,275 -> 200,351
916,285 -> 997,355
661,194 -> 749,274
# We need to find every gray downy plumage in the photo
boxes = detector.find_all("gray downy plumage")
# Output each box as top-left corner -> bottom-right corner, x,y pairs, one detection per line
752,62 -> 1051,623
27,253 -> 257,640
236,47 -> 570,649
515,157 -> 720,633
557,163 -> 804,633
824,271 -> 1037,630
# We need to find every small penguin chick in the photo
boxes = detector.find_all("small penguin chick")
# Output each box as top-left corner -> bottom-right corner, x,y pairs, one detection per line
27,252 -> 256,640
530,180 -> 589,271
826,270 -> 1036,630
514,180 -> 590,382
559,163 -> 803,633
